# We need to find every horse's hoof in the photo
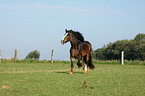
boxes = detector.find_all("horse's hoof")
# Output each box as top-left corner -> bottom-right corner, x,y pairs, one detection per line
82,70 -> 87,74
69,70 -> 73,74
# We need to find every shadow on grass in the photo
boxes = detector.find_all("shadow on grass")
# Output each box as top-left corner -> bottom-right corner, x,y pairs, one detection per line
55,71 -> 83,74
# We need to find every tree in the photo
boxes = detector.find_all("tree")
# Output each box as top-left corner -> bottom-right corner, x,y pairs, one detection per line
25,50 -> 40,60
93,33 -> 145,60
134,33 -> 145,60
134,33 -> 145,42
94,47 -> 106,60
125,40 -> 137,60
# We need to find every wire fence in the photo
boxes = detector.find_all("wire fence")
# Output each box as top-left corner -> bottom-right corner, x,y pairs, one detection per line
93,51 -> 145,61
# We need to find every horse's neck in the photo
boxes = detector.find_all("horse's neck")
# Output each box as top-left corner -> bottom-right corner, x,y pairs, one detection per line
70,38 -> 82,50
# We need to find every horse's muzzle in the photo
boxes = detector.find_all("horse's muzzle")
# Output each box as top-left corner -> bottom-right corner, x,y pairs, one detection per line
61,40 -> 64,45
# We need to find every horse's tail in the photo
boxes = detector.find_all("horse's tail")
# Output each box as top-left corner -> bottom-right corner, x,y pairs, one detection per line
88,55 -> 95,70
84,41 -> 95,70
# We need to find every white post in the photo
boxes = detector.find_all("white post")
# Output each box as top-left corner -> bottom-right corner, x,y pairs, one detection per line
121,51 -> 124,65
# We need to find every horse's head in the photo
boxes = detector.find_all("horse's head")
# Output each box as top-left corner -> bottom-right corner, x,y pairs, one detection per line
61,29 -> 72,45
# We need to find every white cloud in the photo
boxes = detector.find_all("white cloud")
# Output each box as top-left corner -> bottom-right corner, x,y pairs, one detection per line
37,5 -> 121,15
0,2 -> 121,15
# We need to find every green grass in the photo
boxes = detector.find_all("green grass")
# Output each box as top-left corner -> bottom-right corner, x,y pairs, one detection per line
0,63 -> 145,96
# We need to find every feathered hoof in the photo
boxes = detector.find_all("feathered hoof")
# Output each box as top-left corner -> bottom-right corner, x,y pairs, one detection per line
82,70 -> 87,74
69,70 -> 73,74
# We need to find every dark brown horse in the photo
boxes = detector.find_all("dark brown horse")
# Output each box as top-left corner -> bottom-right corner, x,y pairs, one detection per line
61,29 -> 95,74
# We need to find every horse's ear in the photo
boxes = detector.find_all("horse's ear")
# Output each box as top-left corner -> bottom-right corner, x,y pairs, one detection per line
65,29 -> 67,33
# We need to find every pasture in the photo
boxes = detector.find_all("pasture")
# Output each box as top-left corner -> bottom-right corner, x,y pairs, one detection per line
0,62 -> 145,96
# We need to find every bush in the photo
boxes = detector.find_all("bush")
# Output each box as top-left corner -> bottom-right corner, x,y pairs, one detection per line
25,50 -> 40,60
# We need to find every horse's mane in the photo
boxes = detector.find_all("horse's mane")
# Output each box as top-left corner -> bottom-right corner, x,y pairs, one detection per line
66,30 -> 84,42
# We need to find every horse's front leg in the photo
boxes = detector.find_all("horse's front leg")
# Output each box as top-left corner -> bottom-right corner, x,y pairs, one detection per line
69,57 -> 74,74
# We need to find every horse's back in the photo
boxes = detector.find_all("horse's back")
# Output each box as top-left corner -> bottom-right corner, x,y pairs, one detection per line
80,41 -> 92,55
84,41 -> 91,46
84,41 -> 92,50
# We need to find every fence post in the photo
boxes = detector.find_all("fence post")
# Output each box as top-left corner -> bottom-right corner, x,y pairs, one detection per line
121,51 -> 124,65
51,49 -> 54,63
0,49 -> 1,63
14,49 -> 17,62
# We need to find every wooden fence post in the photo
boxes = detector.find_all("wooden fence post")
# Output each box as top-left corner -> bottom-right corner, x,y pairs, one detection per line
14,49 -> 17,62
51,49 -> 54,63
121,51 -> 124,65
0,49 -> 1,63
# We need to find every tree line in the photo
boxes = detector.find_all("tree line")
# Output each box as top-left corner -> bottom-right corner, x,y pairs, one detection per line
93,33 -> 145,61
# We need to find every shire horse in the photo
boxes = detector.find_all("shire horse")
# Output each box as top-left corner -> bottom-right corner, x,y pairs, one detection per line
61,29 -> 95,74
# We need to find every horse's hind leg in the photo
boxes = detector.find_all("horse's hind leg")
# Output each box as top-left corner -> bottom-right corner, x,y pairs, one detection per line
82,55 -> 89,74
77,59 -> 83,68
69,57 -> 74,74
82,64 -> 88,74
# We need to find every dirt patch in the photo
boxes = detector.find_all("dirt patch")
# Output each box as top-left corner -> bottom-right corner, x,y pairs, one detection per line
1,86 -> 10,89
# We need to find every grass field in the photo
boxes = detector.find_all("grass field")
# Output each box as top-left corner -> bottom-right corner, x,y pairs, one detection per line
0,63 -> 145,96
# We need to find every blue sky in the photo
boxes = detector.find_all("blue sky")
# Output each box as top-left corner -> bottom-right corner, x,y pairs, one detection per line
0,0 -> 145,60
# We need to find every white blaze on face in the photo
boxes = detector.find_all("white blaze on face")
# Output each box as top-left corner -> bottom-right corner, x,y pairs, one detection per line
62,33 -> 68,41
